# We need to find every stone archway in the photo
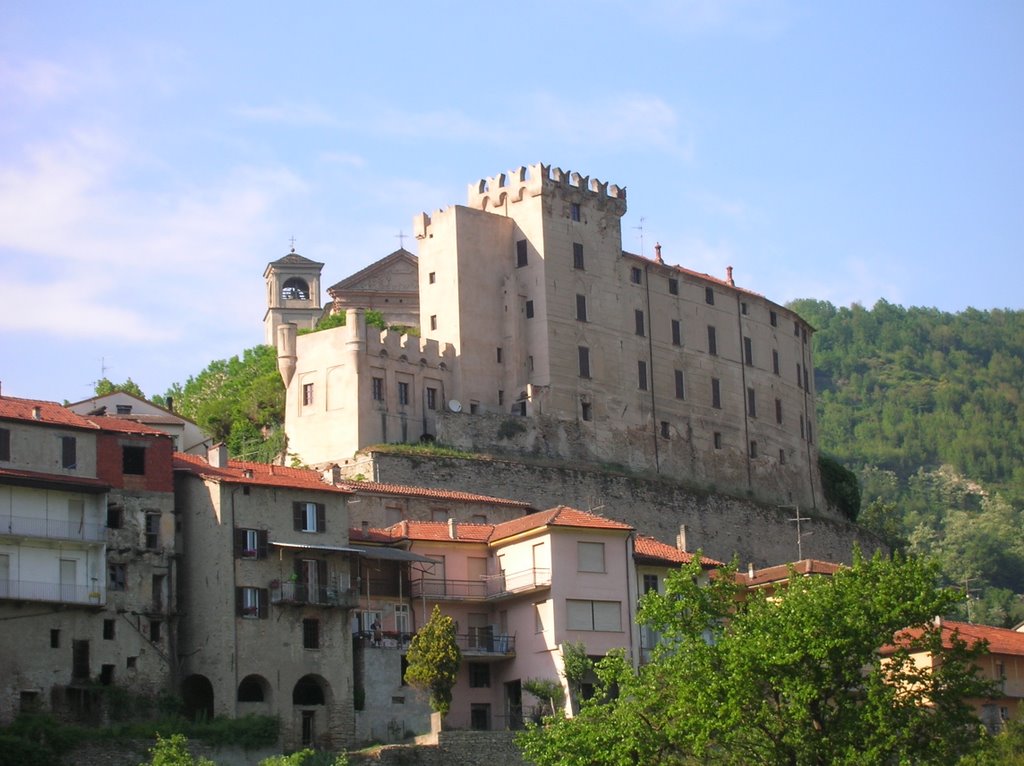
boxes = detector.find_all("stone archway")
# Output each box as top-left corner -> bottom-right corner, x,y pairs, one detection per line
181,674 -> 214,722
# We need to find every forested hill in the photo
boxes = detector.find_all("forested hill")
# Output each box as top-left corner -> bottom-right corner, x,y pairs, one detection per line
789,300 -> 1023,496
789,299 -> 1024,626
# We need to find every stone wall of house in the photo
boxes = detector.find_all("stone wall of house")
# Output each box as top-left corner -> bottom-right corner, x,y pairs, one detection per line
350,451 -> 882,568
61,740 -> 279,766
349,731 -> 528,766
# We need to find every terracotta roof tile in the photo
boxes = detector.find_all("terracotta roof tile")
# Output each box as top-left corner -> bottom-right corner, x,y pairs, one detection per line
490,505 -> 633,542
174,453 -> 352,494
741,559 -> 844,587
891,620 -> 1024,657
382,520 -> 494,543
340,480 -> 533,509
0,396 -> 97,429
633,534 -> 723,567
87,416 -> 171,437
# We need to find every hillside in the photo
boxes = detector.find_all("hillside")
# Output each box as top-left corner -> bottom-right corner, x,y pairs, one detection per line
789,299 -> 1024,626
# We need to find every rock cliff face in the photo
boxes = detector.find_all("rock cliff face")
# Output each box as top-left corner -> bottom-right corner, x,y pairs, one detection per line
343,450 -> 881,568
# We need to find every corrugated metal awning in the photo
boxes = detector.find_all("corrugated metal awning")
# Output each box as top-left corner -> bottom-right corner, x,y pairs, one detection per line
347,545 -> 436,564
270,541 -> 363,554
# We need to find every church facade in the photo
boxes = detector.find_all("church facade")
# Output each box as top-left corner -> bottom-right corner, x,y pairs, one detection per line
266,164 -> 823,513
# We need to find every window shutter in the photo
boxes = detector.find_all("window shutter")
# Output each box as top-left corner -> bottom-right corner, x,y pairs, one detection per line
294,558 -> 304,582
235,587 -> 243,617
257,530 -> 269,559
258,588 -> 269,619
233,528 -> 244,557
293,502 -> 303,531
316,504 -> 326,532
317,560 -> 328,588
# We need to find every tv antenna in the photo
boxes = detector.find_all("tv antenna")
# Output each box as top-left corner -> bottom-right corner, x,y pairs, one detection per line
633,217 -> 646,257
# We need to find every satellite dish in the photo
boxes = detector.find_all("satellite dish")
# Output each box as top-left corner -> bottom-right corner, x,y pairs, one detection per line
448,399 -> 462,413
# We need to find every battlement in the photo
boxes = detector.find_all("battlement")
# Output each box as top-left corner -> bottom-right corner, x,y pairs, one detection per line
365,322 -> 456,370
465,163 -> 626,214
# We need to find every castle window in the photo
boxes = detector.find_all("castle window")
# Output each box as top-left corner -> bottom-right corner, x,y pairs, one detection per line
660,421 -> 670,439
705,287 -> 714,305
711,378 -> 721,409
674,370 -> 685,399
576,294 -> 588,322
668,278 -> 679,295
747,387 -> 757,418
426,387 -> 437,410
779,449 -> 786,465
749,441 -> 758,458
528,355 -> 534,371
430,315 -> 437,330
797,364 -> 802,389
671,319 -> 681,346
807,422 -> 813,443
630,267 -> 642,284
372,377 -> 384,401
741,302 -> 748,315
573,242 -> 585,270
776,398 -> 783,425
526,300 -> 534,319
303,619 -> 320,650
638,361 -> 648,390
772,349 -> 780,375
800,414 -> 805,439
578,347 -> 591,378
281,278 -> 309,301
428,271 -> 436,284
707,326 -> 717,356
398,382 -> 410,406
744,337 -> 753,366
634,309 -> 645,337
571,203 -> 581,222
713,432 -> 722,449
123,446 -> 146,475
516,239 -> 528,268
581,401 -> 592,421
496,347 -> 503,363
498,390 -> 504,406
804,367 -> 810,391
794,320 -> 801,336
302,383 -> 314,406
770,310 -> 778,327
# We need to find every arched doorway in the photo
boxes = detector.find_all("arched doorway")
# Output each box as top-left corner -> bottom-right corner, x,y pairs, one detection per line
181,674 -> 214,722
238,674 -> 271,704
292,674 -> 330,748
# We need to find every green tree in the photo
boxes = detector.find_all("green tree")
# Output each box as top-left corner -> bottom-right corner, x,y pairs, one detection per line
404,605 -> 461,717
139,734 -> 215,766
519,552 -> 994,766
95,377 -> 145,398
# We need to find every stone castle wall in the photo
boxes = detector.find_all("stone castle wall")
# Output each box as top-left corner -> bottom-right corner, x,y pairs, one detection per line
351,450 -> 881,568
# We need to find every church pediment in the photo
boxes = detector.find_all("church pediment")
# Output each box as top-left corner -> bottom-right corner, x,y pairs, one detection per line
328,249 -> 419,296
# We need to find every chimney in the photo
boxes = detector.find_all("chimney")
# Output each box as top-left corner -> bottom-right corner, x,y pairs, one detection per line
32,406 -> 42,420
207,442 -> 228,467
747,562 -> 755,579
323,465 -> 341,485
448,518 -> 457,540
400,519 -> 409,537
361,521 -> 369,537
654,242 -> 663,264
676,523 -> 688,552
726,266 -> 735,286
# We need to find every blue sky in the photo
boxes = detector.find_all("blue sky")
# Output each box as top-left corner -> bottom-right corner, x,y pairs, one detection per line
2,1 -> 1022,404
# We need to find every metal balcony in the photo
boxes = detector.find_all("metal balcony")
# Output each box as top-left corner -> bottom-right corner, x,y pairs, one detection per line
270,581 -> 359,609
0,514 -> 105,543
410,567 -> 551,601
455,630 -> 516,660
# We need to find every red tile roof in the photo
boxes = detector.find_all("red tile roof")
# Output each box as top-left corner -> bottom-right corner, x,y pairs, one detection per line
622,251 -> 766,299
740,559 -> 844,587
87,416 -> 170,437
351,506 -> 632,545
633,534 -> 723,568
340,480 -> 534,509
0,396 -> 96,429
892,620 -> 1024,657
174,453 -> 353,494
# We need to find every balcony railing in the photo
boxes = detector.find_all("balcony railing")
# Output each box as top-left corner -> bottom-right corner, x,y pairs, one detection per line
456,630 -> 515,657
0,579 -> 103,605
410,567 -> 552,601
270,581 -> 359,609
1,515 -> 105,542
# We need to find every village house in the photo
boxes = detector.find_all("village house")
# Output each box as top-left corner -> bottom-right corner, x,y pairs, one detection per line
0,394 -> 176,723
68,390 -> 212,455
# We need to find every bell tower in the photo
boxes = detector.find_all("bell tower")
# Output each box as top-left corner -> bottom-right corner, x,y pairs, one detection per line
263,246 -> 325,346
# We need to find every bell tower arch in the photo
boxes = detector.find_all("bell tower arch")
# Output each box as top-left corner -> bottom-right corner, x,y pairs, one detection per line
263,246 -> 325,346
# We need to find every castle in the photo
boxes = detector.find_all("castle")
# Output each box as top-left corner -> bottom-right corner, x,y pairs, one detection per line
266,163 -> 824,514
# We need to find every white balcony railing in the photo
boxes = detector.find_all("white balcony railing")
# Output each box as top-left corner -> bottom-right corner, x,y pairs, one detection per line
0,579 -> 103,605
1,514 -> 105,542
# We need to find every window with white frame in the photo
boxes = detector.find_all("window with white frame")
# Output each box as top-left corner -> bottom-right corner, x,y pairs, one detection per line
293,502 -> 325,533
